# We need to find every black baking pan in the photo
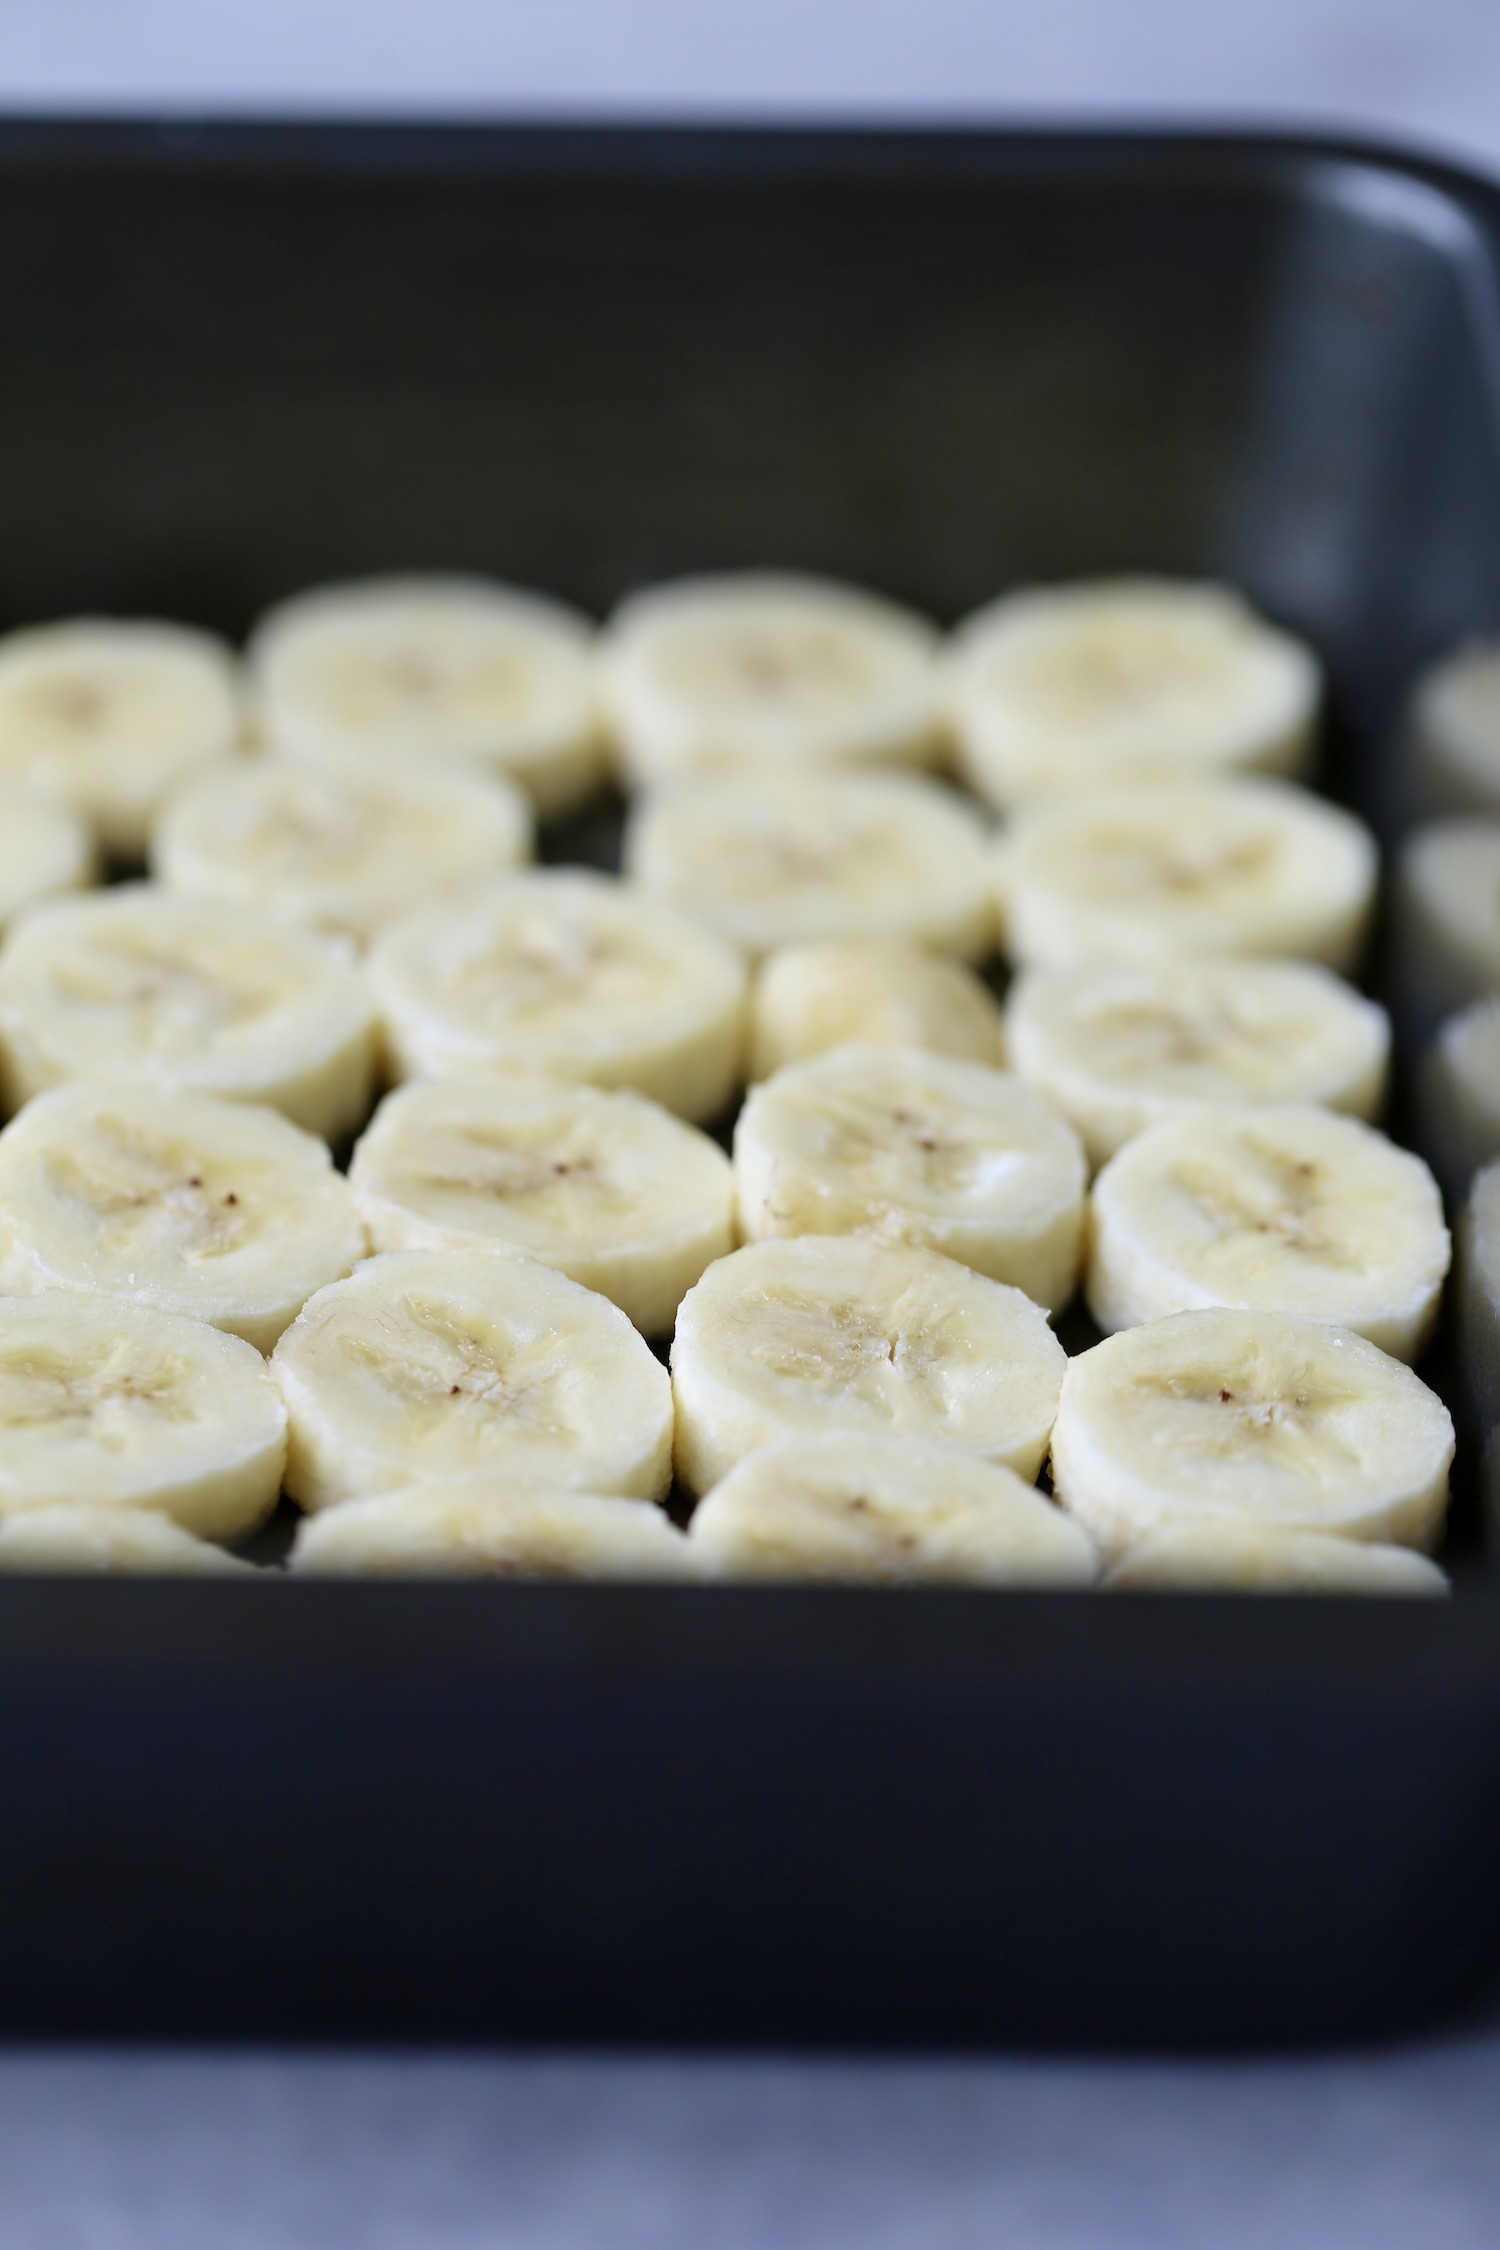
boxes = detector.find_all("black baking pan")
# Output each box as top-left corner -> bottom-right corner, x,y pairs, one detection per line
0,118 -> 1498,2049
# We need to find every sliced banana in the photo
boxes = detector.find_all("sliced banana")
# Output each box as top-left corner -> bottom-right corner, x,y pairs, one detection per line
0,1292 -> 286,1539
1419,998 -> 1500,1201
601,572 -> 942,787
687,1431 -> 1097,1585
1458,1159 -> 1500,1518
1104,1520 -> 1448,1595
0,620 -> 243,858
671,1235 -> 1066,1495
248,576 -> 606,817
624,770 -> 996,962
349,1076 -> 733,1338
1006,960 -> 1390,1167
1049,1309 -> 1454,1557
997,779 -> 1377,973
0,787 -> 94,934
0,1083 -> 367,1352
734,1044 -> 1086,1310
272,1249 -> 674,1512
291,1478 -> 695,1579
749,940 -> 1004,1080
153,756 -> 532,946
1087,1104 -> 1449,1361
1393,819 -> 1500,1034
367,869 -> 746,1124
0,886 -> 377,1142
0,1505 -> 256,1575
947,578 -> 1319,811
1407,638 -> 1500,813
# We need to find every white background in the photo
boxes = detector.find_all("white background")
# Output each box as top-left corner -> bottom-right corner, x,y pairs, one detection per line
1,2 -> 1498,2244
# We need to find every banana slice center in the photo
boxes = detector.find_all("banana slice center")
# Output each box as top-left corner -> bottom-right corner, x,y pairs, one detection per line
54,940 -> 285,1045
0,1340 -> 195,1439
336,1293 -> 572,1442
40,1121 -> 260,1262
1168,1141 -> 1361,1271
659,626 -> 881,717
742,1285 -> 952,1408
1136,1365 -> 1368,1479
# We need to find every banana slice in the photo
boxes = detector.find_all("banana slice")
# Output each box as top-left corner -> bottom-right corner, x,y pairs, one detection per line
601,572 -> 942,787
687,1431 -> 1097,1585
153,756 -> 533,947
367,869 -> 746,1124
624,770 -> 996,962
0,620 -> 243,858
1419,998 -> 1500,1200
1407,638 -> 1500,813
0,1292 -> 286,1539
1104,1520 -> 1448,1595
1049,1308 -> 1454,1556
0,787 -> 94,934
290,1478 -> 695,1579
272,1249 -> 674,1512
750,940 -> 1004,1080
1087,1104 -> 1449,1361
1006,960 -> 1390,1167
0,1083 -> 367,1351
0,886 -> 377,1142
671,1235 -> 1065,1495
349,1076 -> 733,1337
734,1044 -> 1086,1310
947,578 -> 1319,811
1393,819 -> 1500,1034
997,779 -> 1377,973
0,1505 -> 256,1575
1458,1158 -> 1500,1515
249,576 -> 605,817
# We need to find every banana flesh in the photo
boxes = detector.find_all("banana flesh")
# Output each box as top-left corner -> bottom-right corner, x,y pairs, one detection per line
0,620 -> 243,858
1393,819 -> 1500,1037
0,1082 -> 367,1351
272,1249 -> 675,1512
1104,1519 -> 1448,1594
670,1234 -> 1066,1495
734,1042 -> 1086,1310
750,940 -> 1004,1080
998,779 -> 1377,973
0,1291 -> 287,1539
601,572 -> 942,787
1420,998 -> 1500,1200
291,1478 -> 694,1578
349,1076 -> 733,1337
1006,959 -> 1389,1166
0,1504 -> 255,1574
249,576 -> 606,817
367,868 -> 747,1124
0,885 -> 377,1143
1459,1159 -> 1500,1526
624,769 -> 997,961
1407,638 -> 1500,814
1087,1103 -> 1449,1361
1049,1308 -> 1454,1557
687,1430 -> 1097,1584
947,577 -> 1319,811
0,787 -> 94,934
153,756 -> 533,946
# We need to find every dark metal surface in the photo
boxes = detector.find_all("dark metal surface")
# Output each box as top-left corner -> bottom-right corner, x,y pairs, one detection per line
0,120 -> 1498,2045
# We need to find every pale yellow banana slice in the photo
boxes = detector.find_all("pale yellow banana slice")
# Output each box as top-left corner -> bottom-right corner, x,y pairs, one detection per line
0,1292 -> 286,1539
0,787 -> 94,934
0,886 -> 377,1143
749,940 -> 1004,1080
248,576 -> 605,816
1393,819 -> 1500,1030
601,572 -> 942,786
290,1478 -> 694,1579
272,1249 -> 674,1512
624,770 -> 996,962
367,869 -> 746,1123
0,1505 -> 256,1575
1420,998 -> 1500,1198
349,1076 -> 733,1337
0,620 -> 243,857
947,577 -> 1319,810
1407,639 -> 1500,813
1459,1158 -> 1500,1521
997,779 -> 1377,973
1087,1103 -> 1449,1361
687,1431 -> 1097,1585
0,1083 -> 367,1351
152,756 -> 532,946
671,1235 -> 1065,1495
1049,1308 -> 1454,1557
734,1043 -> 1086,1310
1104,1520 -> 1448,1595
1006,960 -> 1390,1167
